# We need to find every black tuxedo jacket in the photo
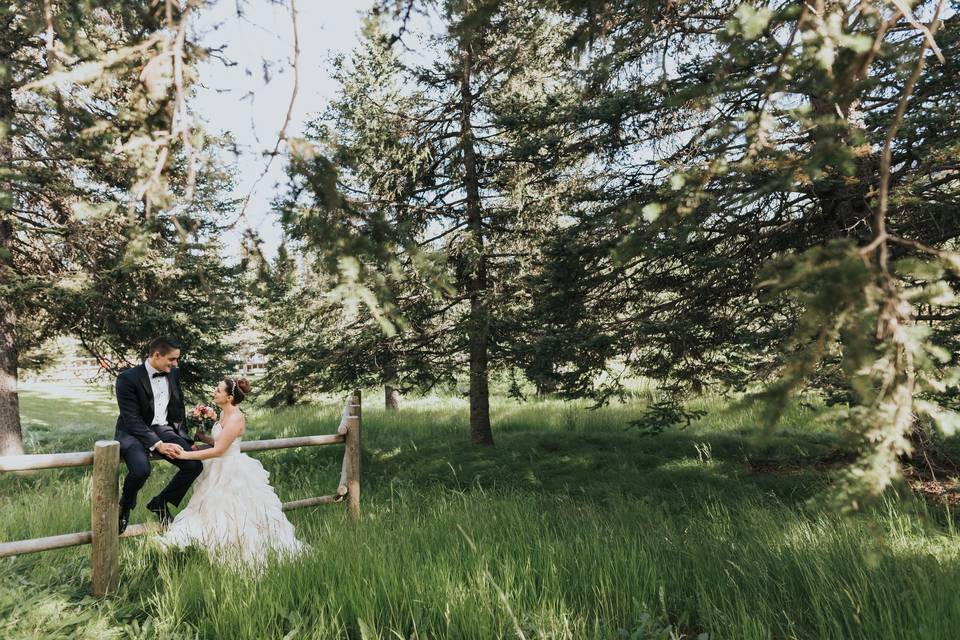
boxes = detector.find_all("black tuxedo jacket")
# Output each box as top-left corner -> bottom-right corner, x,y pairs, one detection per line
114,364 -> 189,451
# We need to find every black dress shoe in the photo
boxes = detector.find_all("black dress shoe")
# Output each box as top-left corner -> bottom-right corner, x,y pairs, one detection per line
146,497 -> 172,527
119,504 -> 131,535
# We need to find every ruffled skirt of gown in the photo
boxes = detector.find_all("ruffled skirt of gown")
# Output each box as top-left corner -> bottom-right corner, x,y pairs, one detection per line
156,439 -> 307,570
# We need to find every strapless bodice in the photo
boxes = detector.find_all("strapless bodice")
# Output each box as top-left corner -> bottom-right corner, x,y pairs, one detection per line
211,422 -> 242,456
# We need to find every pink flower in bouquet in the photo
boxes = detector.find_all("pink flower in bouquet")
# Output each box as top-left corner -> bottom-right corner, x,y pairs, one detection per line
189,403 -> 218,431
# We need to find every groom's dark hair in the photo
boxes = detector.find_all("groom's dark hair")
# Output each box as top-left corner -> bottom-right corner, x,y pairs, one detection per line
148,336 -> 182,356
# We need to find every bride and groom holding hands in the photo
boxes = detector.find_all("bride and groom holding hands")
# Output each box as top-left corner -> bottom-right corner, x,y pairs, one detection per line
114,336 -> 304,567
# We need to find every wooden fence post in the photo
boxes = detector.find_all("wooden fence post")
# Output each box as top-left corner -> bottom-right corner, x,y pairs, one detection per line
91,440 -> 120,597
346,389 -> 362,520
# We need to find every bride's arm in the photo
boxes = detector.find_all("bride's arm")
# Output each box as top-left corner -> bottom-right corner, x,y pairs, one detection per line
175,416 -> 244,461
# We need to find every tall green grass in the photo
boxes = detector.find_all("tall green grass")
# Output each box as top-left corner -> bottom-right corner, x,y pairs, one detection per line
1,390 -> 958,638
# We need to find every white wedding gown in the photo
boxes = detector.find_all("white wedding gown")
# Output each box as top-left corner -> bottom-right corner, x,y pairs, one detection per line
157,422 -> 306,569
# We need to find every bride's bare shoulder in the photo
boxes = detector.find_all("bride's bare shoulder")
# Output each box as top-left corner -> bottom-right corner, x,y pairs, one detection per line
220,411 -> 246,434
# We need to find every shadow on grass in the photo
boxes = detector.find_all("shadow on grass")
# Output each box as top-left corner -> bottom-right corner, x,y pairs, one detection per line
6,395 -> 853,515
362,422 -> 844,509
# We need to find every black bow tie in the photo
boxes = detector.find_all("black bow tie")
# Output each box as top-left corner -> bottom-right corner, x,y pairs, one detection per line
152,371 -> 169,378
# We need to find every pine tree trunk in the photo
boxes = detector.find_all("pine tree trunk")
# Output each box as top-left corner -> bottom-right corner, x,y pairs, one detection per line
0,56 -> 23,457
535,376 -> 558,396
383,349 -> 400,411
459,45 -> 493,446
0,237 -> 21,456
384,385 -> 400,411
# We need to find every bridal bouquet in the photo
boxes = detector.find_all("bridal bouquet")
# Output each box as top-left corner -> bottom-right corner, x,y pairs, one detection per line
188,403 -> 218,433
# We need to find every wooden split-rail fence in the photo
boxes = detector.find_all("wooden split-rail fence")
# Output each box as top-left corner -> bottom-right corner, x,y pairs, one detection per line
0,390 -> 363,597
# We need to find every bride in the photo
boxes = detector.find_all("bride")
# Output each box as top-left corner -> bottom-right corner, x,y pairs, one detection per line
158,377 -> 306,568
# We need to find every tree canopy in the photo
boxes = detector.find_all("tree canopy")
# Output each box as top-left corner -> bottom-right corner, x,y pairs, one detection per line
1,1 -> 242,454
267,0 -> 960,499
3,0 -> 959,504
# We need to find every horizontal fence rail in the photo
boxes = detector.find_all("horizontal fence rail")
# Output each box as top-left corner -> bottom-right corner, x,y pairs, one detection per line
0,530 -> 94,557
241,433 -> 345,452
0,451 -> 95,472
0,432 -> 350,473
0,390 -> 362,597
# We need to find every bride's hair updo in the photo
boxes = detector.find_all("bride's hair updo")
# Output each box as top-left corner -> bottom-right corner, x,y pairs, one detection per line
224,378 -> 252,405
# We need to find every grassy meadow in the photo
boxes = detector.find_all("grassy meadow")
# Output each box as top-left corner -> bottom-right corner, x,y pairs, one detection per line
1,383 -> 959,639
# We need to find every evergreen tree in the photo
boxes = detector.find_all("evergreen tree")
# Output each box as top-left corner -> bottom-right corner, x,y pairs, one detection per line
278,4 -> 578,442
1,1 -> 241,454
374,0 -> 960,498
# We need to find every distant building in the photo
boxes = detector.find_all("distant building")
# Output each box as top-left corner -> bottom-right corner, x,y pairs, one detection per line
44,354 -> 109,382
27,338 -> 268,382
239,351 -> 268,376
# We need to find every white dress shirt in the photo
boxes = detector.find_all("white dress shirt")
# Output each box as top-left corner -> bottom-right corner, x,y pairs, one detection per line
144,359 -> 171,451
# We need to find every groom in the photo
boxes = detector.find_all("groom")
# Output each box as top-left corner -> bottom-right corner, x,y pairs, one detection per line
115,336 -> 202,534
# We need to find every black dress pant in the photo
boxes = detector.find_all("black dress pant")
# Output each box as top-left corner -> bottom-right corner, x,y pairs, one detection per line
119,431 -> 202,510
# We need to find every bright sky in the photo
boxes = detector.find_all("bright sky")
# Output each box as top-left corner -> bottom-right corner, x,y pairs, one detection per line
192,0 -> 376,259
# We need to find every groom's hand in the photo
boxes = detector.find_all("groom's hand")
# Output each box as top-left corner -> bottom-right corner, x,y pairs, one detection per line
154,442 -> 184,458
